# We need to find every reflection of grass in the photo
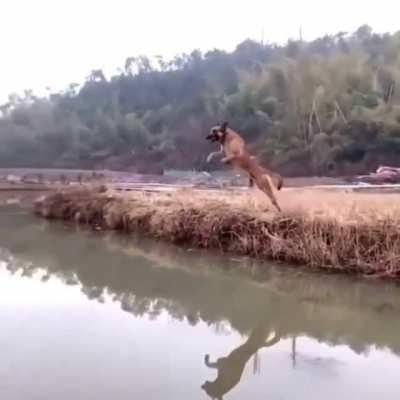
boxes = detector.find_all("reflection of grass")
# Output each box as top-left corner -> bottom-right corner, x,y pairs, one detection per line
35,186 -> 400,278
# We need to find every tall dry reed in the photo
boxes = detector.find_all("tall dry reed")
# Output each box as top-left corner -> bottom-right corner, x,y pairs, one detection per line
34,186 -> 400,278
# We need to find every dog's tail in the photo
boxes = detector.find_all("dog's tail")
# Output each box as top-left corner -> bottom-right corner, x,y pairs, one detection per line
276,174 -> 284,191
270,172 -> 283,191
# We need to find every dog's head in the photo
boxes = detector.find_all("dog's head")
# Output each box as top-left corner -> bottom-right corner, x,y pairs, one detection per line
206,121 -> 229,143
201,381 -> 220,399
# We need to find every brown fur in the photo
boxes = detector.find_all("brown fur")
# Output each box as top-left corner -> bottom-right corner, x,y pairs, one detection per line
206,122 -> 283,212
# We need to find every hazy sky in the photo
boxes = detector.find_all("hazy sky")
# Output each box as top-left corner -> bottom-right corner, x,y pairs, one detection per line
1,0 -> 398,101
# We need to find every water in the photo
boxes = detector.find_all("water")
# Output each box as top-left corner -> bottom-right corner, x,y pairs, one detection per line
1,205 -> 400,400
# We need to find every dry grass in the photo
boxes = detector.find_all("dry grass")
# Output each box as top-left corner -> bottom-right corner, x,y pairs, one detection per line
34,185 -> 400,279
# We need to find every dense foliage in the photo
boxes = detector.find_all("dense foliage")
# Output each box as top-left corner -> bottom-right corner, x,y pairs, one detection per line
2,25 -> 400,176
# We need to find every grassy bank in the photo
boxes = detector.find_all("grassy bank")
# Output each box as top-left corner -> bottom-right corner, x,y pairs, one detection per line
34,186 -> 400,279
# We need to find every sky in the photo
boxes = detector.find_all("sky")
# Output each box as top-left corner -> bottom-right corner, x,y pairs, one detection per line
1,0 -> 398,102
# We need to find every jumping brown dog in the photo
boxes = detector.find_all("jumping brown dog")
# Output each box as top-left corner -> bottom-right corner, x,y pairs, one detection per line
206,121 -> 283,212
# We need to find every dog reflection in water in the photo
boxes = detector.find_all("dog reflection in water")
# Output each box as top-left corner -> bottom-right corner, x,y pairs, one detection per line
201,325 -> 280,399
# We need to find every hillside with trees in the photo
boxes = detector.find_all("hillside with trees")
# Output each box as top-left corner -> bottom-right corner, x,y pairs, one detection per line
1,25 -> 400,176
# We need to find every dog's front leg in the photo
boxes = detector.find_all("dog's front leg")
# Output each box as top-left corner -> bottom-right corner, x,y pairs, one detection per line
206,151 -> 221,163
204,354 -> 218,368
206,146 -> 224,163
221,155 -> 236,164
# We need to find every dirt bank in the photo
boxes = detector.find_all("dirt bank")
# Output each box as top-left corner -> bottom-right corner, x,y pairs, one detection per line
33,185 -> 400,279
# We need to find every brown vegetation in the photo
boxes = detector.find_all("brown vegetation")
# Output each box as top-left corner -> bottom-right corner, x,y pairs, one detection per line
34,185 -> 400,278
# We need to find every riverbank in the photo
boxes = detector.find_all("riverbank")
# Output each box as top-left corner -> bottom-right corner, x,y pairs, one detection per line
33,185 -> 400,279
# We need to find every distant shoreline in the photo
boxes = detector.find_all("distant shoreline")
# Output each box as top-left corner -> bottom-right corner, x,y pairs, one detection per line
0,167 -> 348,187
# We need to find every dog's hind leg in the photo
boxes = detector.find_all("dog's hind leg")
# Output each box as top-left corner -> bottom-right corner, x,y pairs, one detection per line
257,175 -> 282,212
263,331 -> 281,347
248,176 -> 254,187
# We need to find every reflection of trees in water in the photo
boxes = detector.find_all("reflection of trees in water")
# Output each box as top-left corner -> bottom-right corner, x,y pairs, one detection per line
291,336 -> 297,368
1,211 -> 400,357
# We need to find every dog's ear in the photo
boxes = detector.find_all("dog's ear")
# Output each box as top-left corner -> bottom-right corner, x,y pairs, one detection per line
220,121 -> 228,132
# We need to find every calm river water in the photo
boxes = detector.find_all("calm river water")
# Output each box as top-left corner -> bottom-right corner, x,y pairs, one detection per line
0,205 -> 399,400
